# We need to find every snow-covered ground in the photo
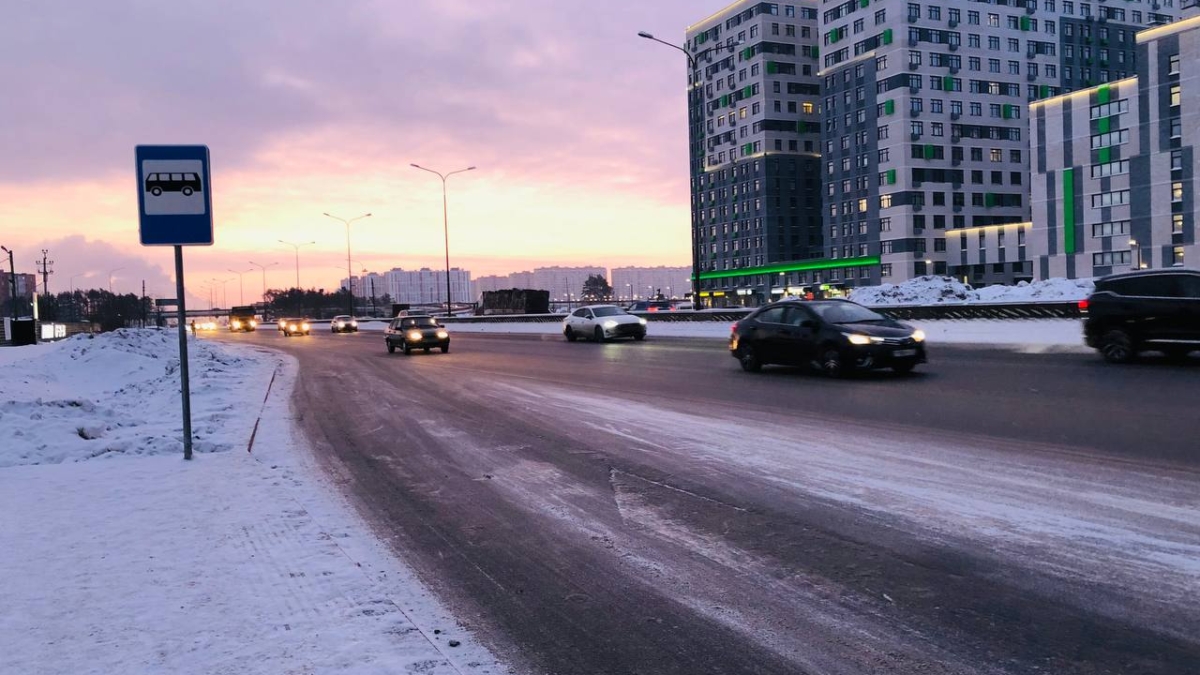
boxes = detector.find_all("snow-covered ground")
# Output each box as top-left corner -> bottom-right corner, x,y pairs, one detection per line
0,330 -> 506,675
849,276 -> 1095,306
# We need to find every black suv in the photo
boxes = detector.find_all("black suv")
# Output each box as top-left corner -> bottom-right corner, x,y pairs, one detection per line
730,299 -> 926,376
1083,268 -> 1200,363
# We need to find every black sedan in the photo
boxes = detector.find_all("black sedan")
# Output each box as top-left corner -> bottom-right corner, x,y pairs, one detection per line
729,299 -> 926,376
385,315 -> 450,355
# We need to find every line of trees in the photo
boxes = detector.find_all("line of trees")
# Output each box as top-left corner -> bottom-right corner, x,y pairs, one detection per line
29,290 -> 153,331
262,288 -> 395,320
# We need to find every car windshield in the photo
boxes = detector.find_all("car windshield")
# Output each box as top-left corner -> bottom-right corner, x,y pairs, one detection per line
809,302 -> 885,324
592,307 -> 625,317
402,317 -> 439,328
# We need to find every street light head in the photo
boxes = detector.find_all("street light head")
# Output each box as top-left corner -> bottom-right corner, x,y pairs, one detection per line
1129,239 -> 1138,246
637,31 -> 654,39
410,163 -> 422,169
466,166 -> 477,171
0,245 -> 9,253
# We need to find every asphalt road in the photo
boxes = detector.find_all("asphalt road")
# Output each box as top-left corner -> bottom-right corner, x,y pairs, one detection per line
220,327 -> 1200,675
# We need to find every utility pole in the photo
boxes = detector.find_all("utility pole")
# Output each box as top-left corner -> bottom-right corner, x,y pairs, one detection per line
36,249 -> 54,297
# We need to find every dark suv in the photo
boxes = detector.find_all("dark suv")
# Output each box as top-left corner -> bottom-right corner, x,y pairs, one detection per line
1082,269 -> 1200,363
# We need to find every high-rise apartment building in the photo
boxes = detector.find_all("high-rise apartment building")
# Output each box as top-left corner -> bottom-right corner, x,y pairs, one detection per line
379,268 -> 472,305
1031,13 -> 1198,277
818,0 -> 1174,287
685,1 -> 825,306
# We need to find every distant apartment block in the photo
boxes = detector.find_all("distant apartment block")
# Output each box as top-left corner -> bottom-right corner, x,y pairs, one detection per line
1031,14 -> 1198,278
610,266 -> 693,300
818,0 -> 1174,288
0,273 -> 36,305
686,0 -> 825,305
352,268 -> 473,305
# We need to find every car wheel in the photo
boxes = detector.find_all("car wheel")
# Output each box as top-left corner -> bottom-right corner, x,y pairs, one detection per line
387,342 -> 395,354
182,186 -> 194,196
1099,329 -> 1136,364
593,327 -> 605,343
820,346 -> 846,378
440,345 -> 450,354
738,345 -> 762,373
892,362 -> 916,375
634,333 -> 646,341
150,187 -> 162,196
565,327 -> 577,342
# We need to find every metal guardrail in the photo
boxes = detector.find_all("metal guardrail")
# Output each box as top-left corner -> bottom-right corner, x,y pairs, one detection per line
436,301 -> 1083,325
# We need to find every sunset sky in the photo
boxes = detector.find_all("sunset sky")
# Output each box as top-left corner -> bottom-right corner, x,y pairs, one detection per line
1,0 -> 717,302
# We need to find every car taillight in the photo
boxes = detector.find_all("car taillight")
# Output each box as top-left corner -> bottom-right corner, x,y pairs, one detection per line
1078,299 -> 1089,312
731,321 -> 739,333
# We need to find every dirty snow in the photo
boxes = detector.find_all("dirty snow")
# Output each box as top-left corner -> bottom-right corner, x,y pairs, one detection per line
0,330 -> 508,675
849,276 -> 1095,306
482,379 -> 1200,645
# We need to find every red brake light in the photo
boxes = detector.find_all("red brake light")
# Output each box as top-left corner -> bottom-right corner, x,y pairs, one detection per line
1078,299 -> 1089,311
731,321 -> 740,333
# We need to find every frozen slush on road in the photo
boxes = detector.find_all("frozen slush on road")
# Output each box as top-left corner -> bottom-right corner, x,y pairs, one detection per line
0,330 -> 507,675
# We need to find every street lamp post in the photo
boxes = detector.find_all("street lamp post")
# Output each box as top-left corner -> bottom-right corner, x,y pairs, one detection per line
0,245 -> 15,320
322,212 -> 372,317
107,266 -> 126,295
411,164 -> 476,316
279,240 -> 316,290
638,32 -> 741,311
248,260 -> 279,303
228,268 -> 252,306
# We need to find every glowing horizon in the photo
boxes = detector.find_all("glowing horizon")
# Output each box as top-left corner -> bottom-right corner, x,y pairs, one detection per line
0,0 -> 721,303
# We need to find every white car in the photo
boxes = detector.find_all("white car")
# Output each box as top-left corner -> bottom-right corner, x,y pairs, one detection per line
563,305 -> 647,342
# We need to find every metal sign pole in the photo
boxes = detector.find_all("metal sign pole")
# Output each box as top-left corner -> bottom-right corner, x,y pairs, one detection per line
174,245 -> 194,460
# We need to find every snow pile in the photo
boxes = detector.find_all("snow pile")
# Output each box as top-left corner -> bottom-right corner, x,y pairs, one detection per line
850,276 -> 1094,306
973,277 -> 1095,303
0,329 -> 275,466
848,276 -> 975,305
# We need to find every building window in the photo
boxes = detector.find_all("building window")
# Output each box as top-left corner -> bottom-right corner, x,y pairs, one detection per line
1172,182 -> 1185,202
881,263 -> 893,276
1091,190 -> 1130,208
1091,220 -> 1130,237
1172,214 -> 1185,234
1092,251 -> 1132,266
1173,247 -> 1186,266
1170,85 -> 1181,107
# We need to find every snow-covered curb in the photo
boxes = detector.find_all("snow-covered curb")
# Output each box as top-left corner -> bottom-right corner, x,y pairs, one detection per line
0,331 -> 508,674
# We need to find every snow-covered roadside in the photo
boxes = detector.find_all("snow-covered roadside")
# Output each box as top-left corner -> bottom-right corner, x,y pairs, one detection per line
0,331 -> 507,675
415,319 -> 1088,350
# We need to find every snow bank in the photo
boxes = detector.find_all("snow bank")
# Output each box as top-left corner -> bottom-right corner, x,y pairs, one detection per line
849,276 -> 1095,306
0,329 -> 275,466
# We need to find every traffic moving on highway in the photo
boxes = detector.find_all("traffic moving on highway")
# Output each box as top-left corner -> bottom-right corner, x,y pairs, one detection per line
214,295 -> 1200,675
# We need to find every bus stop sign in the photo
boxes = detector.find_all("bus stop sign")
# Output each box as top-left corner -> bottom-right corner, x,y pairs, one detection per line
135,145 -> 214,246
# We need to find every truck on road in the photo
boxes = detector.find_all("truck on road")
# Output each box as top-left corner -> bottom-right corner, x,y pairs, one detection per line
228,306 -> 258,332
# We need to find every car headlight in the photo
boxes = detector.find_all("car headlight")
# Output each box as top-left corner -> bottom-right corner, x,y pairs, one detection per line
845,334 -> 873,345
436,330 -> 448,339
408,330 -> 423,341
249,320 -> 256,327
350,321 -> 357,327
301,323 -> 310,331
603,320 -> 618,329
911,329 -> 926,342
232,320 -> 241,328
288,324 -> 297,331
638,318 -> 647,325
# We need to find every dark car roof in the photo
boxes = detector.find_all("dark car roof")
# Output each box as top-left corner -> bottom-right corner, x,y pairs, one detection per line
1099,268 -> 1200,283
